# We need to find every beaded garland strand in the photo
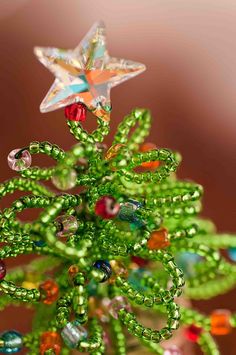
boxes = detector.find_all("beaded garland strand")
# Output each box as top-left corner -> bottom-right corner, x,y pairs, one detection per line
0,106 -> 236,354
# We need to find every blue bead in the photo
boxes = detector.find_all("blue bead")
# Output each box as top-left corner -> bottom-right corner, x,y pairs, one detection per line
0,331 -> 22,354
228,247 -> 236,261
87,279 -> 98,296
130,216 -> 145,231
34,239 -> 46,247
175,252 -> 202,278
128,269 -> 151,292
118,199 -> 144,229
61,321 -> 87,349
93,260 -> 112,282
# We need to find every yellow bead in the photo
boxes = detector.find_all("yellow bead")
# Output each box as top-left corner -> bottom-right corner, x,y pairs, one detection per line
22,281 -> 38,290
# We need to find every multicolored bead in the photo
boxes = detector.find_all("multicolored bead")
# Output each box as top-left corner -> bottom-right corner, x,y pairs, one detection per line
93,260 -> 112,282
108,296 -> 131,319
117,199 -> 145,229
147,228 -> 170,250
7,149 -> 32,171
0,330 -> 23,353
64,103 -> 87,122
95,196 -> 120,219
40,331 -> 61,355
61,321 -> 87,349
55,215 -> 78,238
210,309 -> 232,335
0,260 -> 6,280
39,279 -> 59,305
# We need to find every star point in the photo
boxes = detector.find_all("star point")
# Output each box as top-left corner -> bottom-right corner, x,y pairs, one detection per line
34,22 -> 146,121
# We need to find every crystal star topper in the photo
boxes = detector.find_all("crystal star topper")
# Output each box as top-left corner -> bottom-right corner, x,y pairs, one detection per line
34,21 -> 146,121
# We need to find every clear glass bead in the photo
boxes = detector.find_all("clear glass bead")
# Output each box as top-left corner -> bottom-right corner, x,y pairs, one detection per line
61,322 -> 87,349
7,149 -> 32,171
51,168 -> 77,190
108,296 -> 131,319
55,215 -> 78,238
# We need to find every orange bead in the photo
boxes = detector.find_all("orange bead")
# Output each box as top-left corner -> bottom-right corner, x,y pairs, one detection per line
68,265 -> 79,279
139,142 -> 160,169
147,228 -> 170,250
210,309 -> 232,335
40,331 -> 61,355
39,280 -> 59,305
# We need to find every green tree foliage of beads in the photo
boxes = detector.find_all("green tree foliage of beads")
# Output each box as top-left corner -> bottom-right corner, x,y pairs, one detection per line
0,108 -> 236,355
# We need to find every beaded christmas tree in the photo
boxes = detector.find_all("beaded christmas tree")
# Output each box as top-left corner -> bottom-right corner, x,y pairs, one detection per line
1,21 -> 236,355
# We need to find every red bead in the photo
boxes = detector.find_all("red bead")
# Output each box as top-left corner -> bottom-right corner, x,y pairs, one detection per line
185,324 -> 203,342
39,280 -> 59,305
131,256 -> 149,267
0,260 -> 6,280
95,196 -> 120,219
64,103 -> 87,121
40,331 -> 61,355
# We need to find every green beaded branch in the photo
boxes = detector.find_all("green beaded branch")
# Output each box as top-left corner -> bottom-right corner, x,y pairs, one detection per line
0,108 -> 236,355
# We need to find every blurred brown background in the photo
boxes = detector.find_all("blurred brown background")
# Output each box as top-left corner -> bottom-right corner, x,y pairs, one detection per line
0,0 -> 236,354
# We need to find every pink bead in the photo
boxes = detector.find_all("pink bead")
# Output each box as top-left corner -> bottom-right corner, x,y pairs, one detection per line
108,296 -> 131,319
0,260 -> 6,280
7,149 -> 32,171
164,345 -> 182,355
102,331 -> 111,347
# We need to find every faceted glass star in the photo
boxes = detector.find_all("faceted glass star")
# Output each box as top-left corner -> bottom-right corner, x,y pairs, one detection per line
34,21 -> 146,121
